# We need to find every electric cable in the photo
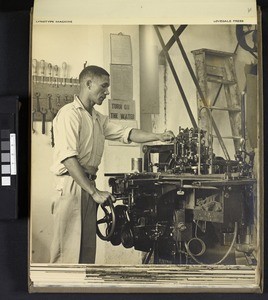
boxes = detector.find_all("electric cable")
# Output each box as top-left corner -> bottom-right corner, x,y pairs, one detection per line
185,222 -> 238,265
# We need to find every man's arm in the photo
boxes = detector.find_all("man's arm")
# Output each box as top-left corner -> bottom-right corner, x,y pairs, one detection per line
129,129 -> 175,143
62,156 -> 115,204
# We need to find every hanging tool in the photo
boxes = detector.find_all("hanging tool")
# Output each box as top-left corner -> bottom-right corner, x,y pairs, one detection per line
62,62 -> 67,86
34,92 -> 44,130
32,109 -> 36,134
46,94 -> 54,122
32,59 -> 38,84
56,94 -> 61,107
40,60 -> 46,84
40,107 -> 47,135
53,65 -> 59,87
35,91 -> 47,134
47,93 -> 52,111
47,63 -> 52,85
47,93 -> 57,134
35,92 -> 41,112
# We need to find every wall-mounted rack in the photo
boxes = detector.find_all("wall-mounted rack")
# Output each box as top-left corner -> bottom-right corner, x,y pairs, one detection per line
32,60 -> 80,134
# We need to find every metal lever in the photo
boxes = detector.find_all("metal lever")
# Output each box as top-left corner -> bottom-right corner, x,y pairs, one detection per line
32,109 -> 36,133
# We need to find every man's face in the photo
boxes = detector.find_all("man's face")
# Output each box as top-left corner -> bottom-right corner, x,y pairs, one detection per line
89,75 -> 110,105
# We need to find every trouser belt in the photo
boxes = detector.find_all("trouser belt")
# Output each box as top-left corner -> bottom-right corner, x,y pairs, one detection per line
62,171 -> 97,181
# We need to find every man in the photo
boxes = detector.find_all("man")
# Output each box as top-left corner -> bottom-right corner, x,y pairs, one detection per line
50,65 -> 175,264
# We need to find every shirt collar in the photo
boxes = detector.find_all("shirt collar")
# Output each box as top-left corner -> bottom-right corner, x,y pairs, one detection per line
73,95 -> 100,120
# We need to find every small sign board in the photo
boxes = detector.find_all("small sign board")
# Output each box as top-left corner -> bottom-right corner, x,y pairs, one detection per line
109,99 -> 135,120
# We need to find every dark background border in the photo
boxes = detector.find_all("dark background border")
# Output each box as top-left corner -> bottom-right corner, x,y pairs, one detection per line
0,0 -> 267,299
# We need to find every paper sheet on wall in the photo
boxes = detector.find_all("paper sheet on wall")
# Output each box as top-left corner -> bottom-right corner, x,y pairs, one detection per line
109,99 -> 135,120
110,64 -> 133,100
110,33 -> 132,65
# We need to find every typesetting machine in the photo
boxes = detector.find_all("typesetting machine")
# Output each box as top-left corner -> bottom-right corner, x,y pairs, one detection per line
97,127 -> 256,265
96,27 -> 258,265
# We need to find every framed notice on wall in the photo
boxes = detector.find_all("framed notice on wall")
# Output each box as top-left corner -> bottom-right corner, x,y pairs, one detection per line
110,64 -> 133,100
110,33 -> 132,65
109,99 -> 135,120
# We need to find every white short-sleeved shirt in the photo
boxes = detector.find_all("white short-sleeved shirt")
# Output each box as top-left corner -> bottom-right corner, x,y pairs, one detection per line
50,96 -> 132,175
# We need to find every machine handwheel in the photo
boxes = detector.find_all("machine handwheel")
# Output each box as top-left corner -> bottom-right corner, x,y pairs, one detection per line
236,25 -> 257,53
96,198 -> 116,241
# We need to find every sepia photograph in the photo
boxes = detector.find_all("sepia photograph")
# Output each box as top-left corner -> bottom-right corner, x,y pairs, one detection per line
29,21 -> 262,292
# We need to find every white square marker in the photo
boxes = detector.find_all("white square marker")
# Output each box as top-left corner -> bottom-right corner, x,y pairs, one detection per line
1,153 -> 10,163
1,176 -> 11,186
1,165 -> 11,174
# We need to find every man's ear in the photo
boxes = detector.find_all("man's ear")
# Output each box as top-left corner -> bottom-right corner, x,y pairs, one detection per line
86,79 -> 92,89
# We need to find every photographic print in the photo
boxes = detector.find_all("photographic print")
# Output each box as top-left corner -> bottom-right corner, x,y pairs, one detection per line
29,0 -> 262,293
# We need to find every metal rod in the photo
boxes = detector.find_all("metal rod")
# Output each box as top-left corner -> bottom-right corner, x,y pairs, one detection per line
241,92 -> 246,140
198,126 -> 201,175
154,25 -> 198,129
212,84 -> 223,106
159,25 -> 187,57
142,248 -> 154,264
199,106 -> 215,172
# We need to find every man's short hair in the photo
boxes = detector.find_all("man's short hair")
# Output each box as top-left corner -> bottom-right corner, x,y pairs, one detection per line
79,65 -> 109,83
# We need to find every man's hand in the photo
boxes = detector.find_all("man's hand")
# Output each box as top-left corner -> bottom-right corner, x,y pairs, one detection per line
129,128 -> 175,143
92,189 -> 115,204
158,130 -> 175,142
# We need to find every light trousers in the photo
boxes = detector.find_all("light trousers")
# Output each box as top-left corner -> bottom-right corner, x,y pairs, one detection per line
50,175 -> 97,263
